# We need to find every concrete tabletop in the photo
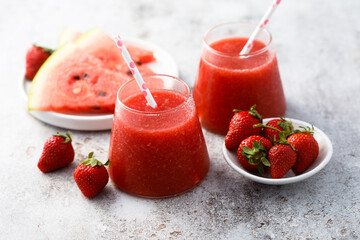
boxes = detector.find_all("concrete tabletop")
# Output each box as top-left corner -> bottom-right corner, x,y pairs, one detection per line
1,0 -> 359,239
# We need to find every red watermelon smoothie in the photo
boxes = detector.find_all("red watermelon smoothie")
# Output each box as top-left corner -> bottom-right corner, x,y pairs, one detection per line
193,22 -> 286,134
108,75 -> 210,198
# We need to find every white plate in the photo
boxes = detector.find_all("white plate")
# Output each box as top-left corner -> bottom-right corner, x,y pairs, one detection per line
222,118 -> 333,185
20,38 -> 179,131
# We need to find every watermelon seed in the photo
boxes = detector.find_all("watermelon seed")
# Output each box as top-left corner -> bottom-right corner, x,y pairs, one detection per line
97,91 -> 107,97
74,75 -> 81,80
83,73 -> 89,78
135,61 -> 142,66
92,106 -> 101,110
73,87 -> 81,94
126,71 -> 132,76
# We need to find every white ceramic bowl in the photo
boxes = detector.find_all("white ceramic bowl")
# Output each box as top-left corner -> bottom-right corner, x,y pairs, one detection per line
21,38 -> 179,131
222,118 -> 333,185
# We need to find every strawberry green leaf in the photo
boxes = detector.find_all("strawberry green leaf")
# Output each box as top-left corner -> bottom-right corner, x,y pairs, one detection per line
104,159 -> 110,167
261,157 -> 270,166
54,131 -> 72,143
233,105 -> 262,121
233,109 -> 243,114
248,104 -> 262,121
34,44 -> 55,54
241,146 -> 254,155
293,125 -> 315,135
277,118 -> 294,138
82,152 -> 104,167
257,164 -> 265,174
240,139 -> 269,168
252,140 -> 260,150
240,151 -> 250,161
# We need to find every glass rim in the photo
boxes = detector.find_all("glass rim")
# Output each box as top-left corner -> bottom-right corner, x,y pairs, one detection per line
116,74 -> 192,115
203,21 -> 273,58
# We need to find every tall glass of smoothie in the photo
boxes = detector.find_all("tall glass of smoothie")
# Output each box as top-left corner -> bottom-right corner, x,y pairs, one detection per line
108,74 -> 210,198
193,22 -> 286,134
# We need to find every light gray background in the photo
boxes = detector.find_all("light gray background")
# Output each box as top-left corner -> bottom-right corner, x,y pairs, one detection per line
1,0 -> 359,239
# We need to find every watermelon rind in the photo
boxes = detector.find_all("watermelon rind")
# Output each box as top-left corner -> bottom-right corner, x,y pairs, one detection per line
58,27 -> 82,47
75,27 -> 102,46
75,27 -> 120,57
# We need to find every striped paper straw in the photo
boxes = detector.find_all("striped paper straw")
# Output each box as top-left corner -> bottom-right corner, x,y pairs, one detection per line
240,0 -> 282,55
114,36 -> 157,108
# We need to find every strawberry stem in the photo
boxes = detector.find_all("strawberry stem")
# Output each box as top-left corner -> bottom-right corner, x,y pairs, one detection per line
253,123 -> 281,132
54,131 -> 72,143
293,125 -> 315,135
254,118 -> 294,139
82,152 -> 105,167
233,104 -> 262,121
275,132 -> 296,151
34,44 -> 55,54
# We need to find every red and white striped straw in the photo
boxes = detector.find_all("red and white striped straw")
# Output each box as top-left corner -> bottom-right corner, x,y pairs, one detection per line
114,36 -> 157,108
240,0 -> 282,55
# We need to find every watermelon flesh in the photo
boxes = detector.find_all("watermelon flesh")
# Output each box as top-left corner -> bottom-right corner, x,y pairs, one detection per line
28,28 -> 156,114
61,27 -> 156,70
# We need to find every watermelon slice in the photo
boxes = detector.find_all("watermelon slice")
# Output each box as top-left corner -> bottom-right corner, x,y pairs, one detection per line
60,27 -> 156,70
28,43 -> 125,113
28,28 -> 156,114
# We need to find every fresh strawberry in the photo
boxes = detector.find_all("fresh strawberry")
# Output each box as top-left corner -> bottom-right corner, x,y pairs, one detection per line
237,135 -> 272,173
74,152 -> 109,198
225,105 -> 262,149
287,127 -> 319,175
37,132 -> 74,173
25,45 -> 54,80
268,143 -> 297,178
260,117 -> 294,142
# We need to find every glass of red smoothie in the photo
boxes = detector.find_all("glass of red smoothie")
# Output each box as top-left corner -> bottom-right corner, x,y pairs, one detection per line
193,22 -> 286,134
108,74 -> 210,198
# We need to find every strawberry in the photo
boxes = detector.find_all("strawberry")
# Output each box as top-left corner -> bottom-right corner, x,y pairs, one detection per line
25,45 -> 54,80
37,132 -> 74,173
268,143 -> 297,178
260,117 -> 294,142
287,127 -> 319,175
237,135 -> 272,173
73,152 -> 109,198
225,105 -> 262,149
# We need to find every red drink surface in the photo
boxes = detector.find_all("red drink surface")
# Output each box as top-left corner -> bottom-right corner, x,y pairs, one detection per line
108,90 -> 210,197
194,37 -> 286,134
124,90 -> 185,112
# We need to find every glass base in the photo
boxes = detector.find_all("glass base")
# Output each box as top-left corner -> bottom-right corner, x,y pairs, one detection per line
110,175 -> 208,199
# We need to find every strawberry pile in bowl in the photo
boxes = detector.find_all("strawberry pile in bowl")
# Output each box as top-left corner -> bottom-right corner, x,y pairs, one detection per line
222,105 -> 333,185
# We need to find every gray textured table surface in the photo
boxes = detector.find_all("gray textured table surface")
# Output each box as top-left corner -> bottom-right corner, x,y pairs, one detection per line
1,0 -> 359,239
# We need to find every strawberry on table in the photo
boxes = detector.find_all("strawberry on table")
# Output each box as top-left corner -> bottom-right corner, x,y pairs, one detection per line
287,127 -> 319,175
25,45 -> 54,80
74,152 -> 109,198
237,135 -> 272,173
37,132 -> 74,173
225,105 -> 262,149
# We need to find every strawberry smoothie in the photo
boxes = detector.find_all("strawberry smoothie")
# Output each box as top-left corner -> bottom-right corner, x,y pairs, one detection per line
193,23 -> 286,134
108,75 -> 210,198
